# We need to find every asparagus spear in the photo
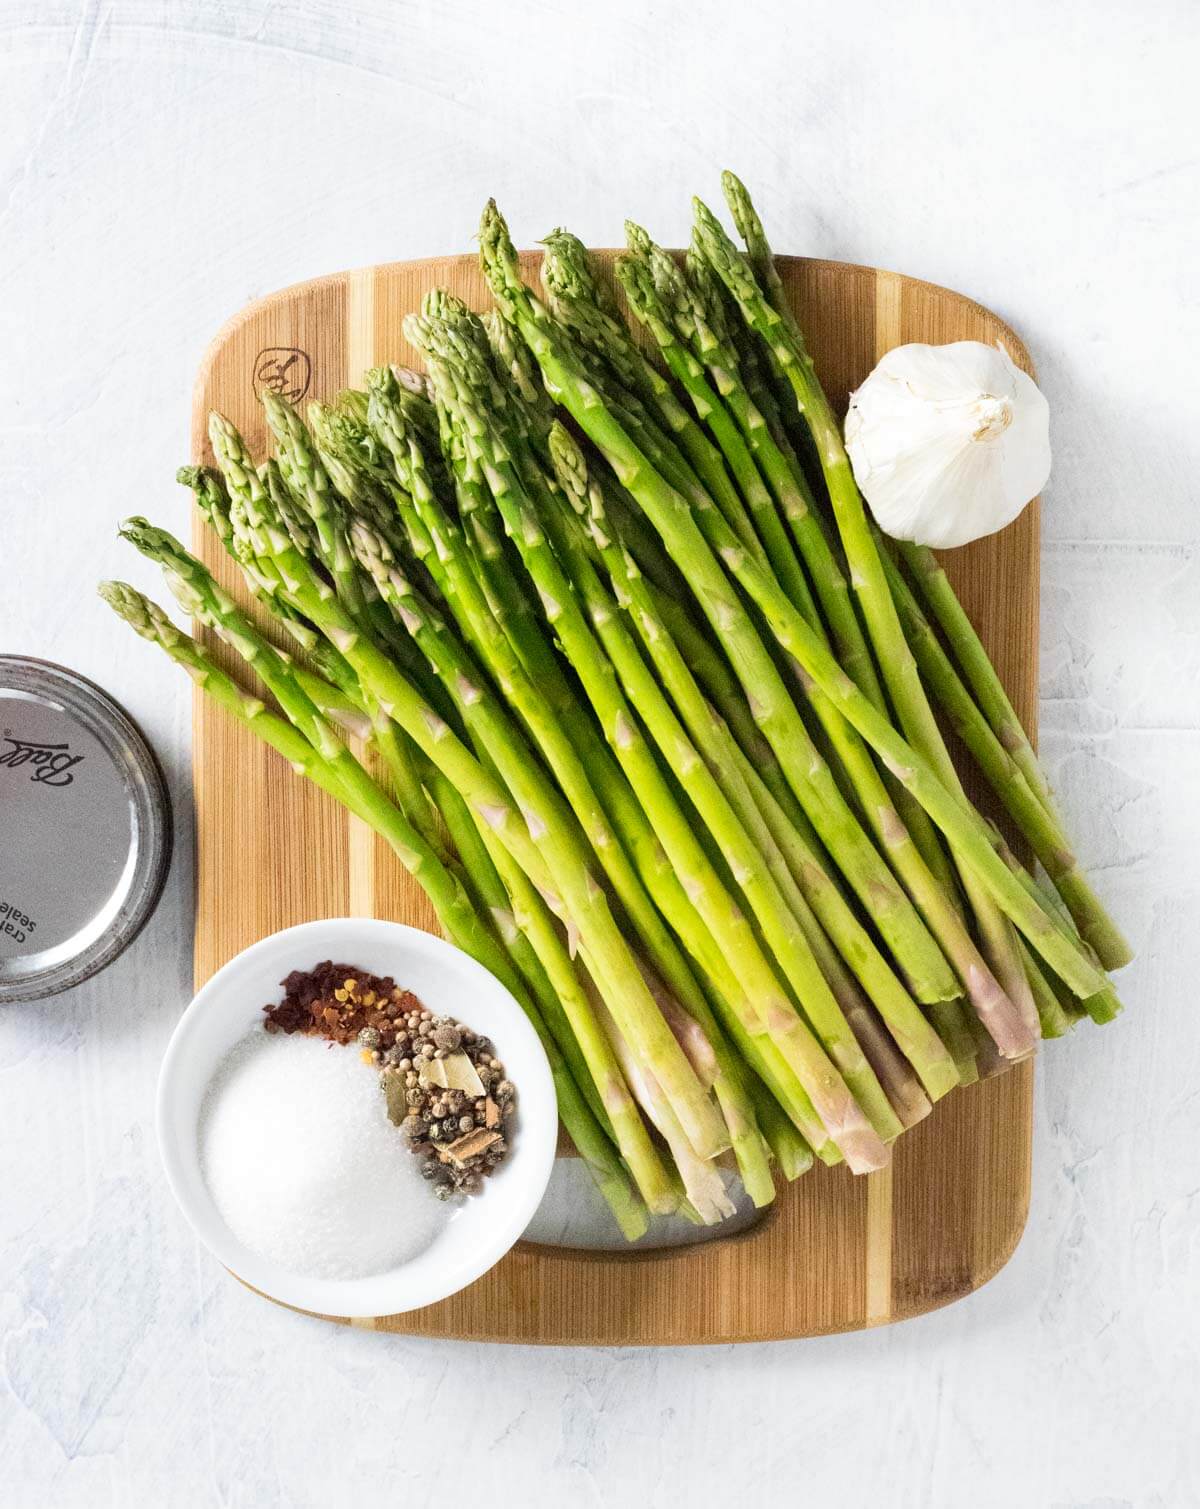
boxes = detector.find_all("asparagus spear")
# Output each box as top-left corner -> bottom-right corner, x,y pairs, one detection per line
209,411 -> 450,724
581,974 -> 738,1225
482,308 -> 556,436
481,198 -> 1107,1006
752,1091 -> 815,1180
899,541 -> 1132,972
308,398 -> 414,564
101,575 -> 435,964
261,390 -> 367,618
881,542 -> 1127,970
903,543 -> 1052,804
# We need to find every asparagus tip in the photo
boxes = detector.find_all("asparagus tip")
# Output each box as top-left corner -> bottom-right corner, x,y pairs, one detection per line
623,219 -> 650,255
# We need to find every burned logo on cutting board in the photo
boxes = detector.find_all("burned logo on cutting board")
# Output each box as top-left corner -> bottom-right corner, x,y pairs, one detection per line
253,347 -> 312,405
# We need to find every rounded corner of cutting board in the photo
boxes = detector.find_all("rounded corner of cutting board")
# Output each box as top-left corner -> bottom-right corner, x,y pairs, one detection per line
797,253 -> 1037,380
970,1176 -> 1033,1295
191,249 -> 1039,1346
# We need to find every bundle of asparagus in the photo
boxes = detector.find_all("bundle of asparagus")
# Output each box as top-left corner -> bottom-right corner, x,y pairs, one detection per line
102,176 -> 1130,1238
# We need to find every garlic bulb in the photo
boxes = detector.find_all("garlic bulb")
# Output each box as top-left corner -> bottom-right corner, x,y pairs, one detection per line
844,341 -> 1051,549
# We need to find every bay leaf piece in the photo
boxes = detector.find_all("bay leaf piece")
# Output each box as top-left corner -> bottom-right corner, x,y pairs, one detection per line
441,1052 -> 486,1096
417,1051 -> 485,1095
382,1070 -> 408,1125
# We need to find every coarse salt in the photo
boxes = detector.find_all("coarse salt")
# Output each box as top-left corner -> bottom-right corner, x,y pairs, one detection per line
199,1030 -> 447,1280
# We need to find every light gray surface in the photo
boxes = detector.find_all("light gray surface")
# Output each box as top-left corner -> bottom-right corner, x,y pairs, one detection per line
2,2 -> 1196,1504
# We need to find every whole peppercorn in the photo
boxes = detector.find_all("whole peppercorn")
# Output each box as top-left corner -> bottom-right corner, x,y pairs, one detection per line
357,1026 -> 382,1051
405,1088 -> 424,1108
458,1114 -> 475,1134
432,1024 -> 462,1052
400,1114 -> 425,1141
496,1079 -> 514,1100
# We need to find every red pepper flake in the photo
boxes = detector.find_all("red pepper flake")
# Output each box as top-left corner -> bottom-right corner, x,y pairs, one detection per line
264,960 -> 410,1047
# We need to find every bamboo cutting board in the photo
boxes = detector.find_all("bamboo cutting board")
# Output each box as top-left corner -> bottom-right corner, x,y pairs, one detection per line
191,248 -> 1036,1344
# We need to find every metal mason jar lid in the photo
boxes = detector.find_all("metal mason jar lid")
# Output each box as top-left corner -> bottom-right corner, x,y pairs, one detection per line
0,656 -> 172,1002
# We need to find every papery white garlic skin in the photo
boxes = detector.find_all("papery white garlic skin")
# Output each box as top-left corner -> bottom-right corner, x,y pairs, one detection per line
844,341 -> 1051,549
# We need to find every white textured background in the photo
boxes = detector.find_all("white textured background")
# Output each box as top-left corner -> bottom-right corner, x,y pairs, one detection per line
2,2 -> 1197,1504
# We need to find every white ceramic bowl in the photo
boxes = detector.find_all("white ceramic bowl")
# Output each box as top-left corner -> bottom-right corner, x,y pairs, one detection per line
157,918 -> 557,1318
